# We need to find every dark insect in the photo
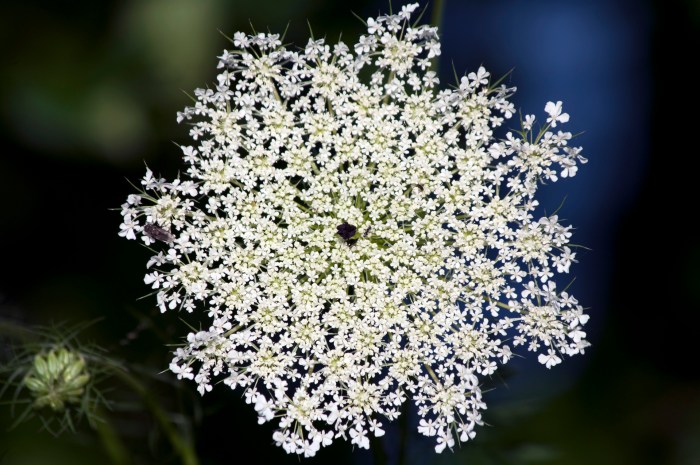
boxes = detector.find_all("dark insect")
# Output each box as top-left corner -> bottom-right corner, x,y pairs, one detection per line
337,222 -> 358,246
337,222 -> 357,240
363,226 -> 372,238
143,223 -> 174,243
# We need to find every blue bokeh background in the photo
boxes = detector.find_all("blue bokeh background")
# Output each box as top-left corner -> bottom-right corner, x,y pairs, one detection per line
438,0 -> 650,394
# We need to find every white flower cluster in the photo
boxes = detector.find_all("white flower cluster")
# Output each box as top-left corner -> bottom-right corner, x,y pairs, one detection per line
119,4 -> 589,456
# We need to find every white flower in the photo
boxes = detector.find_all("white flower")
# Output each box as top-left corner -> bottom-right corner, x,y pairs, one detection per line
119,3 -> 588,455
368,418 -> 385,437
349,425 -> 370,449
418,418 -> 438,437
538,350 -> 563,369
435,429 -> 455,453
118,218 -> 138,240
544,100 -> 570,127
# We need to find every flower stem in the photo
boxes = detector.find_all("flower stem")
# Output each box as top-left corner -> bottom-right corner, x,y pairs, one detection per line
424,364 -> 440,384
431,0 -> 445,31
430,0 -> 445,75
94,409 -> 130,465
110,366 -> 200,465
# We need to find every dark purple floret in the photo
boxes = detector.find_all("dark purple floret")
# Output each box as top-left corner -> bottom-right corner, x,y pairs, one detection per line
337,223 -> 357,240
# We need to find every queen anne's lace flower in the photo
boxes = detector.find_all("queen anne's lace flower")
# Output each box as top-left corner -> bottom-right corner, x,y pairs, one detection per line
119,4 -> 589,456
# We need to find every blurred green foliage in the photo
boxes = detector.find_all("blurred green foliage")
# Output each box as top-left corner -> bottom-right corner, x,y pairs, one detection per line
0,0 -> 369,165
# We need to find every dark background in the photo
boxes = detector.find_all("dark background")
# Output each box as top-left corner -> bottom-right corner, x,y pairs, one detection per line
0,0 -> 698,464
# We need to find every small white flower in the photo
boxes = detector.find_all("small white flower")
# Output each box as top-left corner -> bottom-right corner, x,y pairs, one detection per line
118,219 -> 138,240
545,100 -> 570,127
349,426 -> 370,449
458,422 -> 476,442
169,362 -> 194,380
143,271 -> 162,288
468,66 -> 490,86
538,350 -> 563,369
523,114 -> 536,131
368,419 -> 385,437
418,418 -> 438,437
367,17 -> 381,35
435,430 -> 455,453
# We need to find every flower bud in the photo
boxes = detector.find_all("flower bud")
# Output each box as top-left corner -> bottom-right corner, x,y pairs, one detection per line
23,348 -> 91,412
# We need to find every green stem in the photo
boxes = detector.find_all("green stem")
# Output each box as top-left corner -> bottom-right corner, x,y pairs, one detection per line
431,0 -> 445,30
94,409 -> 130,465
424,364 -> 440,384
430,0 -> 445,75
111,367 -> 200,465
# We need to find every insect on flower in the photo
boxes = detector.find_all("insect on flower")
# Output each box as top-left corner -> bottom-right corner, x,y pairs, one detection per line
143,223 -> 174,244
337,222 -> 358,246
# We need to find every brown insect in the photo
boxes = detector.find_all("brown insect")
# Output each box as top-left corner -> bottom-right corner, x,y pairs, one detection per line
143,223 -> 174,244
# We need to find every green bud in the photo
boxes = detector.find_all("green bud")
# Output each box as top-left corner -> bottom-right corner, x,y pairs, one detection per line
32,353 -> 49,378
61,357 -> 86,384
23,347 -> 91,412
23,376 -> 47,393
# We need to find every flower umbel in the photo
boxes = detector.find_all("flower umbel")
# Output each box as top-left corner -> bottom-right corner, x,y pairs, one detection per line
119,4 -> 589,456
